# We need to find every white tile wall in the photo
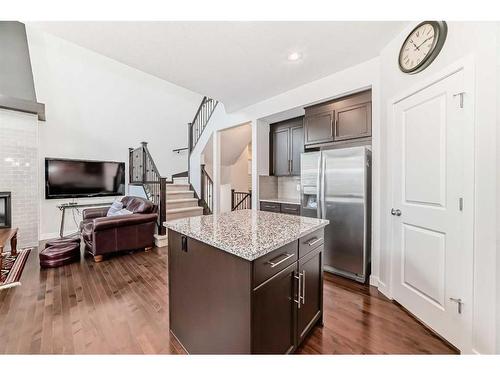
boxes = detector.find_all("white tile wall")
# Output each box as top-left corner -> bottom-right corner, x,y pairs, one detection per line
0,109 -> 39,249
258,176 -> 278,199
277,176 -> 301,200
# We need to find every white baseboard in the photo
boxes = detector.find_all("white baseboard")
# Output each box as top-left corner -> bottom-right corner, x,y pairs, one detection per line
369,275 -> 379,287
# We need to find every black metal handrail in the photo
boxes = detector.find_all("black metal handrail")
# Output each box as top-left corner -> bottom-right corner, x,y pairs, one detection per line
172,147 -> 189,154
200,165 -> 213,214
188,96 -> 218,152
232,190 -> 252,211
129,142 -> 167,235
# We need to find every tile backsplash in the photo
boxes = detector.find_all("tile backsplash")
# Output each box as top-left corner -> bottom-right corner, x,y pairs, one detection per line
259,175 -> 300,201
277,176 -> 300,200
258,176 -> 278,199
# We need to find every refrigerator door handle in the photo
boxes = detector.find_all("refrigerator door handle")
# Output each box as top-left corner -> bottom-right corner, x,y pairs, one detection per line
316,153 -> 322,219
320,155 -> 326,219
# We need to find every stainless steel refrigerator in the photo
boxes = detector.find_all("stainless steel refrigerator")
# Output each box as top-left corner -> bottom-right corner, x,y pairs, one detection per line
300,146 -> 371,283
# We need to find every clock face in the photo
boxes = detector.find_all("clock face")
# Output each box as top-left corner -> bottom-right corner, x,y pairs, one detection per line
399,21 -> 447,74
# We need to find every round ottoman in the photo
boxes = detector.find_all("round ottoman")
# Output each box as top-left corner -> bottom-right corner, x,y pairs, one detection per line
39,241 -> 81,268
44,235 -> 81,249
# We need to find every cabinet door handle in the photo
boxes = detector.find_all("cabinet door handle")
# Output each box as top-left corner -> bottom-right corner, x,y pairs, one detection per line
294,271 -> 303,309
267,253 -> 295,268
306,237 -> 322,247
301,270 -> 306,305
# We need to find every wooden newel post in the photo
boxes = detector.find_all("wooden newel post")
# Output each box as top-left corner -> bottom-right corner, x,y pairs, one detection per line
128,147 -> 134,183
231,189 -> 235,211
141,142 -> 148,182
159,177 -> 167,235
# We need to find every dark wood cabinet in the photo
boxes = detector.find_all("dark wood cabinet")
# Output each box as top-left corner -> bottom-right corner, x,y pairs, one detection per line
260,201 -> 300,216
304,90 -> 371,147
168,228 -> 324,354
252,236 -> 324,353
252,262 -> 297,354
272,127 -> 290,176
297,246 -> 323,343
290,125 -> 304,175
270,117 -> 304,176
260,201 -> 281,213
334,97 -> 372,142
304,107 -> 334,145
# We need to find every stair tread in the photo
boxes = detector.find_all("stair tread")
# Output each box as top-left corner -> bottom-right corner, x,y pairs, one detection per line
166,198 -> 198,203
166,190 -> 193,194
166,206 -> 203,214
168,183 -> 190,187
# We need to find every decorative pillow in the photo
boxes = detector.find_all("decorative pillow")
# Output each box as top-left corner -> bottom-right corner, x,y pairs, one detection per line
107,207 -> 133,217
106,199 -> 124,217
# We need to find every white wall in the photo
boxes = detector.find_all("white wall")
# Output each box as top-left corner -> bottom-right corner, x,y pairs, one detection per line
378,22 -> 497,354
496,23 -> 500,354
26,27 -> 202,239
224,145 -> 251,192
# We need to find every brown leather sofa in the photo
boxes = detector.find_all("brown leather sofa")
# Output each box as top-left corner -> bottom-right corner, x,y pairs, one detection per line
80,196 -> 158,262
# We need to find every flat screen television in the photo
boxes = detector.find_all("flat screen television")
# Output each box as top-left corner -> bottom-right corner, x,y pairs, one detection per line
45,158 -> 125,199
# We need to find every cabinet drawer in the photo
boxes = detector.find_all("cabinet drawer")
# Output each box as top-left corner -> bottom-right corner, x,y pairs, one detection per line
260,201 -> 281,212
253,241 -> 298,288
299,228 -> 324,258
280,203 -> 300,216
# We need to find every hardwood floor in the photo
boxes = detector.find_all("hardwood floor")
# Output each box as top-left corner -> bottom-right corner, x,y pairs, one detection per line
0,245 -> 457,354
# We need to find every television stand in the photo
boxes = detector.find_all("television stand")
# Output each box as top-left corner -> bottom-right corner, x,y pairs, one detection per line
57,201 -> 114,238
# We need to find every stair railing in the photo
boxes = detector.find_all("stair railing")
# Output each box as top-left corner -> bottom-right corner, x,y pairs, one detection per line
232,190 -> 252,211
200,164 -> 213,214
129,142 -> 167,235
188,96 -> 218,152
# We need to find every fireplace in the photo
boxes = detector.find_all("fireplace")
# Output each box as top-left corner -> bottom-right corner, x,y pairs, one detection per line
0,192 -> 11,229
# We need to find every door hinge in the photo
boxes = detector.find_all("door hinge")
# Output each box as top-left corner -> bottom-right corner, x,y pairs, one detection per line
453,92 -> 465,108
459,197 -> 463,211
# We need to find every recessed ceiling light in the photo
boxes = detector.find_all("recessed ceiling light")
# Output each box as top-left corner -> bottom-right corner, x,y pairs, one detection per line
287,52 -> 302,61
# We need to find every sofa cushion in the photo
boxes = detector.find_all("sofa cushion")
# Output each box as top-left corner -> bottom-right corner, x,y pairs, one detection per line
121,196 -> 155,214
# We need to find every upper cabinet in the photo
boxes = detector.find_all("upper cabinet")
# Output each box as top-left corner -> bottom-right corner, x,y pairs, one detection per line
304,90 -> 371,147
304,104 -> 335,145
270,117 -> 304,176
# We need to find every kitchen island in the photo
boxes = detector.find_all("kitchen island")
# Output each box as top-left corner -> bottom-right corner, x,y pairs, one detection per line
165,209 -> 329,354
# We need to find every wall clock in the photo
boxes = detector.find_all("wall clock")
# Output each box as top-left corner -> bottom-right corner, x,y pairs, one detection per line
398,21 -> 447,74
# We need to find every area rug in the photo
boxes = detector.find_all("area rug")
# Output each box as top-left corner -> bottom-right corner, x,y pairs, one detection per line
0,248 -> 31,290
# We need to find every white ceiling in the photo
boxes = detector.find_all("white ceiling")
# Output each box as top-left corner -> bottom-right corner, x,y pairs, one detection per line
28,21 -> 407,111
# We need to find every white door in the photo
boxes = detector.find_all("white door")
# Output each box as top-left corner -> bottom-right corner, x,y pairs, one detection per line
391,68 -> 473,352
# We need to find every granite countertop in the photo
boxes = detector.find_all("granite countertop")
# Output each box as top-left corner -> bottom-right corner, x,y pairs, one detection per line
260,197 -> 301,205
164,209 -> 329,261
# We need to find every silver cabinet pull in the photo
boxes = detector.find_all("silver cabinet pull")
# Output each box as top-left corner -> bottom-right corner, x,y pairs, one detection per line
449,297 -> 463,314
306,237 -> 322,247
267,253 -> 295,268
301,270 -> 306,305
294,272 -> 302,309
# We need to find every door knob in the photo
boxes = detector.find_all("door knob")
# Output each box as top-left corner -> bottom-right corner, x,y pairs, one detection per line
391,208 -> 402,216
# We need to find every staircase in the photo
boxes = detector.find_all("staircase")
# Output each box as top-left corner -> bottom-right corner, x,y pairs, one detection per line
165,178 -> 204,220
127,96 -> 218,246
128,143 -> 205,248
